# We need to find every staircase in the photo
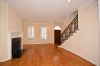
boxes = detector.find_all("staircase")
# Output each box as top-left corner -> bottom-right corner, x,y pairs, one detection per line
61,15 -> 78,43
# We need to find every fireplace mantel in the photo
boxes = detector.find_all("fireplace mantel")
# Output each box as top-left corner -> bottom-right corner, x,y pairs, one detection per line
11,32 -> 23,38
11,32 -> 23,49
8,32 -> 23,60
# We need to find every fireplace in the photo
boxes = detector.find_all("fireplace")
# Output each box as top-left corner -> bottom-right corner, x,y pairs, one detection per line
7,32 -> 23,60
12,37 -> 22,58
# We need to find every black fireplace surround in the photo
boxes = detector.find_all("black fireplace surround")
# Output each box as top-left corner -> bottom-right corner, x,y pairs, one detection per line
12,37 -> 22,58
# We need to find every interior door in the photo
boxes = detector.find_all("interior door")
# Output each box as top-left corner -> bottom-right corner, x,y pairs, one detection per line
54,30 -> 61,46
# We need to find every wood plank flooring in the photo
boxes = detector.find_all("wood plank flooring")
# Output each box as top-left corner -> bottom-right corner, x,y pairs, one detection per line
0,44 -> 95,66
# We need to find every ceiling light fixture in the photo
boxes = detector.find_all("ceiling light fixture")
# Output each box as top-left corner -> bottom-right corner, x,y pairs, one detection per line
68,0 -> 71,3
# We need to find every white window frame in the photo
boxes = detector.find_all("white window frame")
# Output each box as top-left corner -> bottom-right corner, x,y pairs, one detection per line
28,27 -> 35,40
41,27 -> 47,40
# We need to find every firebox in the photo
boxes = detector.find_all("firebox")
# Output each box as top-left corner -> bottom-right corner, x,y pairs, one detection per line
12,37 -> 22,58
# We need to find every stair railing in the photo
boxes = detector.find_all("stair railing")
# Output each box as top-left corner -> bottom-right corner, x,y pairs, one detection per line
61,15 -> 78,43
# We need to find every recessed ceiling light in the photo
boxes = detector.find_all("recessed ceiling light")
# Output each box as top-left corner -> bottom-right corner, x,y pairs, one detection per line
68,0 -> 71,3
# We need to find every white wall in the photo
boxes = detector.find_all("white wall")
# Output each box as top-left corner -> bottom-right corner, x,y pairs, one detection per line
62,11 -> 78,32
0,1 -> 9,62
23,21 -> 54,44
98,0 -> 100,65
0,1 -> 23,62
99,0 -> 100,21
61,1 -> 100,66
8,7 -> 22,32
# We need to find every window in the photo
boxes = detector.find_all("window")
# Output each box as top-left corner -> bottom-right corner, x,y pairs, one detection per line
28,27 -> 35,40
41,27 -> 47,40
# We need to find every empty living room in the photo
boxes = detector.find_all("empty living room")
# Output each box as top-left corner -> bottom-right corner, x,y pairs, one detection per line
0,0 -> 100,66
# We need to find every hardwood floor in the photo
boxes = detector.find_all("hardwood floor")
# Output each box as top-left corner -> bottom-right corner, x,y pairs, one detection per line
0,44 -> 95,66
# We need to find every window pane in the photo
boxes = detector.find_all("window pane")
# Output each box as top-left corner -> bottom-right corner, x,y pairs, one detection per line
28,27 -> 35,40
31,27 -> 34,33
41,27 -> 47,40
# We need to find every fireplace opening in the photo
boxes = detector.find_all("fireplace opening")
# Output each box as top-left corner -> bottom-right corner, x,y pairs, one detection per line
12,37 -> 22,58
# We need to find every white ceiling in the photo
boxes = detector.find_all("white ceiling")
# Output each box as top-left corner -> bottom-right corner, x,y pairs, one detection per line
7,0 -> 94,25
